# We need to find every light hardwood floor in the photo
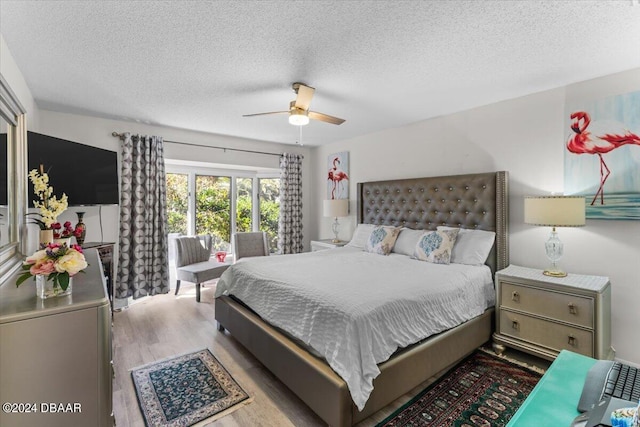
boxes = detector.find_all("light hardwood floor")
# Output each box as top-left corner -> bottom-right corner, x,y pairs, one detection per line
112,281 -> 549,426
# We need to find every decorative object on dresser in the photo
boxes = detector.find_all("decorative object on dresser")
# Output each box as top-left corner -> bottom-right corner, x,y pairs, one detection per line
26,166 -> 69,246
377,350 -> 541,427
310,239 -> 348,252
524,195 -> 585,277
75,211 -> 87,246
16,241 -> 88,299
323,198 -> 349,243
492,265 -> 613,361
131,349 -> 251,427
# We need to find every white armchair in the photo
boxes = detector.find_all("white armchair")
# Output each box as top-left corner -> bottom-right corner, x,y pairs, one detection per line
232,232 -> 270,262
175,235 -> 229,302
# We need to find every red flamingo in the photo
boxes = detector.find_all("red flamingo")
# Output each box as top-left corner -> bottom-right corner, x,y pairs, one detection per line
327,157 -> 349,199
566,111 -> 640,205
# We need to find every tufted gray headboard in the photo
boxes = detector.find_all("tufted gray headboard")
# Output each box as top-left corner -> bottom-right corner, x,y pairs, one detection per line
357,171 -> 509,274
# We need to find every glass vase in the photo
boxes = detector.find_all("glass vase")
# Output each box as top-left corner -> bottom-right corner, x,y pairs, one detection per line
36,275 -> 73,299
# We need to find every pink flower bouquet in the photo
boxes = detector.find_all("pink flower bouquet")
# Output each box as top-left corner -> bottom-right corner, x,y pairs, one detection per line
16,242 -> 88,291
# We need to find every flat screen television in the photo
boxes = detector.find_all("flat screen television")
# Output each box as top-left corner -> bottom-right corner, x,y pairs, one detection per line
28,131 -> 119,206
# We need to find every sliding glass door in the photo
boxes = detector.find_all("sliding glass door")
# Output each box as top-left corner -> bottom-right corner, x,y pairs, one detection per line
195,175 -> 231,251
166,166 -> 279,255
259,178 -> 280,252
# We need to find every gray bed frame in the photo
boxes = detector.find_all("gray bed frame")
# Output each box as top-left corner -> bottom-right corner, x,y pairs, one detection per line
215,171 -> 509,426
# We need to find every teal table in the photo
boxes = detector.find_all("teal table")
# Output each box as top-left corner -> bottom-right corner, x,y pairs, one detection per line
508,350 -> 597,426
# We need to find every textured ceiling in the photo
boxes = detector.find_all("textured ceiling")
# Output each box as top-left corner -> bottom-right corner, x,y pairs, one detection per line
1,1 -> 639,146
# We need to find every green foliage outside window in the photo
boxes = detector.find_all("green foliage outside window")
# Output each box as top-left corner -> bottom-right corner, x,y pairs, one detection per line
167,173 -> 188,235
165,173 -> 280,253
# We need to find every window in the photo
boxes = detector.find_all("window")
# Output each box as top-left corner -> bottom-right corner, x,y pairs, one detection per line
166,173 -> 188,235
195,175 -> 230,251
165,164 -> 279,255
259,178 -> 280,253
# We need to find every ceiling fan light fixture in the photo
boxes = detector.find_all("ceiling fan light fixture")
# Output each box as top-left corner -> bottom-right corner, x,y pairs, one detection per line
289,109 -> 310,126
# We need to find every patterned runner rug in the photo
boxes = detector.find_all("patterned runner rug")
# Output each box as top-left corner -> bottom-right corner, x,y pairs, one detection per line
132,349 -> 251,427
377,350 -> 542,427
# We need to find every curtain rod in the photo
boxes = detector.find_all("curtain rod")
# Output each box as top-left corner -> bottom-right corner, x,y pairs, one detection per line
111,132 -> 290,158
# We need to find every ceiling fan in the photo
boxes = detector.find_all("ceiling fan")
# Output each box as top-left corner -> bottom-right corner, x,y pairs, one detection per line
243,82 -> 345,126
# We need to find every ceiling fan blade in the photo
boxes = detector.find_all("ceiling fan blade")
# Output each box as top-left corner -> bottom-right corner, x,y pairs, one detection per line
294,83 -> 315,111
308,111 -> 345,125
242,111 -> 288,117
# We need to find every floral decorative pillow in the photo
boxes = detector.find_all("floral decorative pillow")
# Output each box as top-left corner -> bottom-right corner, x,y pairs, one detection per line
365,226 -> 401,255
413,229 -> 460,264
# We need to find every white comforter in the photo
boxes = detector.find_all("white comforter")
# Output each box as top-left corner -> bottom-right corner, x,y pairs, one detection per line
214,247 -> 495,411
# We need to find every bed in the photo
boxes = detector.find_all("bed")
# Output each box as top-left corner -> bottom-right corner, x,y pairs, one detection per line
214,171 -> 509,426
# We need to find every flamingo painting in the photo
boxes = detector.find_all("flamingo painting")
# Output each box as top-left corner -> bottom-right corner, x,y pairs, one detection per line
566,111 -> 640,206
327,152 -> 349,199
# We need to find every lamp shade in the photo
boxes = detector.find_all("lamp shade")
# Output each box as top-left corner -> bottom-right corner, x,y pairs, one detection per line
524,196 -> 585,227
323,199 -> 349,218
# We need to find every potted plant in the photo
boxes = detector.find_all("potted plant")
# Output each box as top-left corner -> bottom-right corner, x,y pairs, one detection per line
28,168 -> 68,244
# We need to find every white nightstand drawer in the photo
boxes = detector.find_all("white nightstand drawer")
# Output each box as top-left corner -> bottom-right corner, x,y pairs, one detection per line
499,311 -> 593,357
500,281 -> 594,328
310,240 -> 347,252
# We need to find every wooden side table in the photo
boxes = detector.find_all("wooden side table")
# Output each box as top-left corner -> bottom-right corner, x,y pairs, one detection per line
82,242 -> 115,313
493,265 -> 613,360
310,239 -> 348,252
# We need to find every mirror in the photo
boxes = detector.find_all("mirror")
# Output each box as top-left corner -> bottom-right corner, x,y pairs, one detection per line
0,73 -> 27,282
1,117 -> 7,247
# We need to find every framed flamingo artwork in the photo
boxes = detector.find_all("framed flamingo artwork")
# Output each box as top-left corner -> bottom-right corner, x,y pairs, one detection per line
327,151 -> 349,200
564,90 -> 640,220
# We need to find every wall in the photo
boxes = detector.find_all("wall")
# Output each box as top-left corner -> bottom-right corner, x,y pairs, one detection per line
312,68 -> 640,365
0,34 -> 39,126
35,110 -> 312,256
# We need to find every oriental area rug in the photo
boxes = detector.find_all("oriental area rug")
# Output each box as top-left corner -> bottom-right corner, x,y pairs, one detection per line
132,349 -> 251,427
377,350 -> 542,427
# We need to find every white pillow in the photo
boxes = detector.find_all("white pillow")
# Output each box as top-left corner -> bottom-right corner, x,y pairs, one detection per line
413,229 -> 459,264
346,223 -> 376,249
437,226 -> 496,266
392,228 -> 425,257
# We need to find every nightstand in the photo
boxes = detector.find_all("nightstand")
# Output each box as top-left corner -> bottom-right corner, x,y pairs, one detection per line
310,239 -> 348,252
492,265 -> 613,361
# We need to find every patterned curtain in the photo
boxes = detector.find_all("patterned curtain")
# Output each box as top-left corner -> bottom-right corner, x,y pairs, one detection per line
278,153 -> 304,254
116,133 -> 170,299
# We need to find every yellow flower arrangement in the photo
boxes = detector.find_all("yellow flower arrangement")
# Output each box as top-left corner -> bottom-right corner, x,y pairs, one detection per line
28,168 -> 68,229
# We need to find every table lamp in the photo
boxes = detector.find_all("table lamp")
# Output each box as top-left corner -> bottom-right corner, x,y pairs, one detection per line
524,195 -> 585,277
323,199 -> 349,243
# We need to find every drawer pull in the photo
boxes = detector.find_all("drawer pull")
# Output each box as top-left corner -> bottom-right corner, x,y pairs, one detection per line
511,291 -> 520,302
512,320 -> 519,331
568,335 -> 576,346
568,303 -> 578,315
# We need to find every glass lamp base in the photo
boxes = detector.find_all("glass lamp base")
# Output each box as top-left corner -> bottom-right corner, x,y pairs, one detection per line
544,228 -> 567,277
543,269 -> 567,278
331,217 -> 341,244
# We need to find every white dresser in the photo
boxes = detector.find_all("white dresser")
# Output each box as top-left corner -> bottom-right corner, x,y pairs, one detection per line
492,264 -> 614,361
0,249 -> 113,426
